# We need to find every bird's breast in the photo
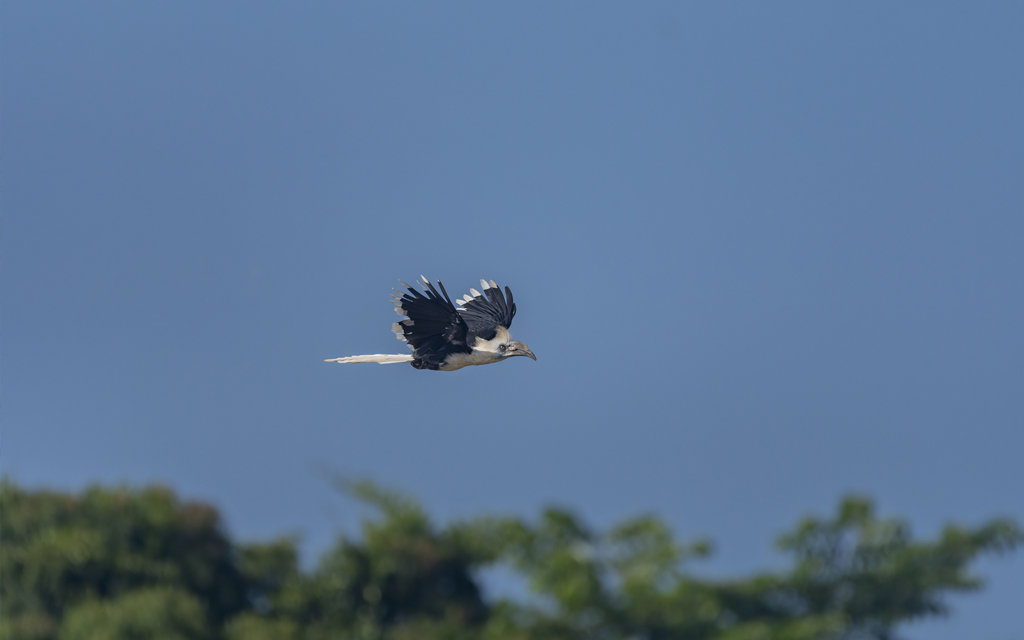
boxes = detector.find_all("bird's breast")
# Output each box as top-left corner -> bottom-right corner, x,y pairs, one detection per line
439,349 -> 500,371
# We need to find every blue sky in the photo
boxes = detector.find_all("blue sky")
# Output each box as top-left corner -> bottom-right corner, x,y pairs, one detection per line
3,3 -> 1022,638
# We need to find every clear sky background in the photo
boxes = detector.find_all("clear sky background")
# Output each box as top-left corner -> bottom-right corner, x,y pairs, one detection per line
3,3 -> 1022,638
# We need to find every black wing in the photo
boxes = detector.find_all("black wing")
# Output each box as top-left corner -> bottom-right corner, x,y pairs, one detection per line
392,277 -> 472,369
455,279 -> 517,343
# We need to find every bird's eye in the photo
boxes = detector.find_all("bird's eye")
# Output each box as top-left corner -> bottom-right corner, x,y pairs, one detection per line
499,344 -> 507,351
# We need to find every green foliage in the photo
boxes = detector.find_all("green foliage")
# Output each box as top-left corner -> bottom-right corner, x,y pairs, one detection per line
775,496 -> 1024,638
58,588 -> 211,640
0,480 -> 245,640
223,613 -> 300,640
285,476 -> 498,638
2,479 -> 1020,640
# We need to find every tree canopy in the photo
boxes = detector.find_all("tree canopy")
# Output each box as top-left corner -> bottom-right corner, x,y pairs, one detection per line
1,478 -> 1019,640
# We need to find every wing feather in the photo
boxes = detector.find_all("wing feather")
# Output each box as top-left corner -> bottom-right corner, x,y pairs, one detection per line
459,278 -> 517,342
392,278 -> 471,368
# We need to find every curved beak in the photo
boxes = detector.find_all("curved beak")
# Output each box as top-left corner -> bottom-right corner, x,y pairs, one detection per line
508,341 -> 537,361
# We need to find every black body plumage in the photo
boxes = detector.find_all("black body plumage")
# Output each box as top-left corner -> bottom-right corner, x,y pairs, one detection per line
392,278 -> 517,370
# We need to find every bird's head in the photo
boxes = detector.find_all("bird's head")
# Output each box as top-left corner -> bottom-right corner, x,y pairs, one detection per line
498,340 -> 536,361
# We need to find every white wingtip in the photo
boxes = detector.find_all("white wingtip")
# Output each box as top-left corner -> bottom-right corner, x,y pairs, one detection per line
470,288 -> 481,297
481,279 -> 491,290
392,322 -> 407,342
489,279 -> 498,289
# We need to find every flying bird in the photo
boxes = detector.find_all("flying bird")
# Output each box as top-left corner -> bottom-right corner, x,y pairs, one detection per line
326,277 -> 536,371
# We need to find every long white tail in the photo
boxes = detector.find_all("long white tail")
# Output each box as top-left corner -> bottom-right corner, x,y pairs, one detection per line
325,354 -> 414,365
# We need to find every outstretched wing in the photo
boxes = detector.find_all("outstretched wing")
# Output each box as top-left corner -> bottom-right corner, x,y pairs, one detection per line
454,279 -> 517,342
392,277 -> 472,368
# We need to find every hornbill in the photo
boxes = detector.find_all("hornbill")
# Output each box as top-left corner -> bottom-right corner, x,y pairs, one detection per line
326,277 -> 536,371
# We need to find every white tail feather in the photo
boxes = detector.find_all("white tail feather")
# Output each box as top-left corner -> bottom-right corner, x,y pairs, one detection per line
325,354 -> 414,365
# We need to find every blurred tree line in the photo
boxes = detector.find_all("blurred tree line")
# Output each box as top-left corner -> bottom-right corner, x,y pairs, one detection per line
2,477 -> 1020,640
